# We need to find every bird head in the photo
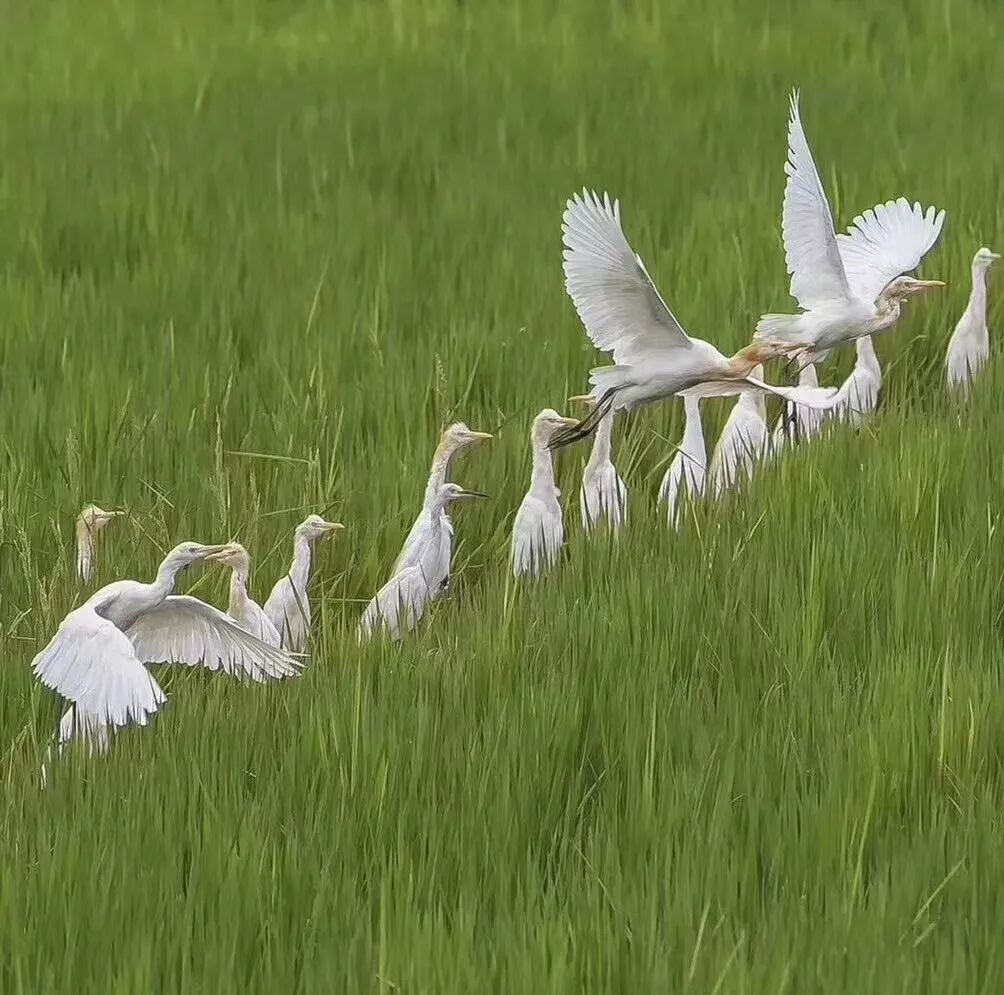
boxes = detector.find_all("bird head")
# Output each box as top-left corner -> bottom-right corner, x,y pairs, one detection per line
296,515 -> 345,541
162,541 -> 228,572
204,542 -> 252,572
77,504 -> 126,535
974,247 -> 1000,270
884,275 -> 945,300
533,408 -> 580,447
437,482 -> 489,506
441,422 -> 494,451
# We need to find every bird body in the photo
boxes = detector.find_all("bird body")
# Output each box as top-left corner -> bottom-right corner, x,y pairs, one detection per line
75,505 -> 125,584
832,335 -> 882,426
576,404 -> 627,532
709,367 -> 770,494
658,393 -> 707,526
209,543 -> 281,646
946,247 -> 999,392
358,566 -> 432,642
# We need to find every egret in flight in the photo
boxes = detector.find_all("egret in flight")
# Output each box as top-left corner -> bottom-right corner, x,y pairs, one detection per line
207,543 -> 281,646
33,541 -> 301,756
76,505 -> 125,584
512,409 -> 580,577
263,515 -> 344,653
358,482 -> 487,640
658,392 -> 707,527
709,367 -> 771,495
551,189 -> 838,449
772,363 -> 825,449
755,90 -> 946,364
832,336 -> 882,426
946,247 -> 999,393
569,397 -> 627,533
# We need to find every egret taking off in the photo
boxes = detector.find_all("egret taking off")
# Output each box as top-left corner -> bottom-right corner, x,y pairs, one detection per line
832,336 -> 882,426
658,392 -> 707,527
946,247 -> 999,393
551,189 -> 838,449
76,505 -> 125,584
569,396 -> 627,533
512,409 -> 580,578
206,542 -> 281,646
755,90 -> 946,364
263,515 -> 344,653
709,367 -> 771,495
32,541 -> 301,755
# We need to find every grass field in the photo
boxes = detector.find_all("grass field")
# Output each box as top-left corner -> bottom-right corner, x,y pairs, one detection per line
2,0 -> 1004,990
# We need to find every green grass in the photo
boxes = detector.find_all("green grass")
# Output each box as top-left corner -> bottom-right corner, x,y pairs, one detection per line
2,0 -> 1004,990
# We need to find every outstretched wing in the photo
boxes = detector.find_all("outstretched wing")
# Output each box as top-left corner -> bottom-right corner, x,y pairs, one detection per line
562,189 -> 695,366
124,596 -> 302,681
32,606 -> 166,728
781,90 -> 853,309
836,198 -> 946,304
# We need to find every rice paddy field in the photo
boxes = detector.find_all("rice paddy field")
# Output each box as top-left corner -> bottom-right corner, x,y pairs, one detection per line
3,0 -> 1004,990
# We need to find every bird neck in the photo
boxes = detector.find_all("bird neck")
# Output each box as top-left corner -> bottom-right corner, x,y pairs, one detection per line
968,263 -> 988,317
855,335 -> 880,375
530,443 -> 557,494
585,411 -> 613,471
76,525 -> 96,582
681,396 -> 705,455
152,557 -> 185,599
423,439 -> 457,505
228,565 -> 252,616
288,531 -> 314,593
874,291 -> 902,327
798,364 -> 818,388
738,391 -> 765,417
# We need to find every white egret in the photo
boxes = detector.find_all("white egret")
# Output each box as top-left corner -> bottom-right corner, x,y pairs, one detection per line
263,515 -> 344,653
206,542 -> 281,646
391,422 -> 492,594
832,335 -> 882,426
551,189 -> 838,449
755,90 -> 946,364
709,366 -> 771,495
568,397 -> 627,533
772,363 -> 825,448
512,409 -> 580,577
358,482 -> 487,641
658,392 -> 707,527
76,505 -> 125,584
946,247 -> 999,393
33,541 -> 301,756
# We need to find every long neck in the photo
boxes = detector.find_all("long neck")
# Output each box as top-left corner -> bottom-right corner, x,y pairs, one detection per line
681,396 -> 705,458
76,528 -> 95,582
968,263 -> 988,317
856,335 -> 880,375
875,291 -> 902,328
738,391 -> 765,418
530,441 -> 556,493
228,566 -> 252,616
288,531 -> 314,592
798,364 -> 818,388
423,439 -> 456,505
152,558 -> 185,599
585,412 -> 613,471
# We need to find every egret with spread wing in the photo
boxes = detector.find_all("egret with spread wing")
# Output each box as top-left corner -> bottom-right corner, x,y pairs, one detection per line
76,505 -> 125,584
207,543 -> 282,646
658,392 -> 707,527
755,90 -> 945,364
946,247 -> 999,393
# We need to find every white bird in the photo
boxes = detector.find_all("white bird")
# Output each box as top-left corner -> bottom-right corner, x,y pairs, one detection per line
569,397 -> 627,533
831,335 -> 882,426
946,246 -> 1000,393
33,541 -> 301,757
76,505 -> 125,584
658,392 -> 707,526
772,363 -> 825,449
391,422 -> 492,595
512,409 -> 580,577
263,515 -> 344,653
359,482 -> 487,641
552,188 -> 839,449
207,543 -> 282,646
755,90 -> 945,364
709,366 -> 771,495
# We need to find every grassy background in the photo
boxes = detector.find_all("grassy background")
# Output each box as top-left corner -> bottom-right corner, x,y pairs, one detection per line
1,0 -> 1003,990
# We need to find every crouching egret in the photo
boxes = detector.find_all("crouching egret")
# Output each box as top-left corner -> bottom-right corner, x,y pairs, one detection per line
76,505 -> 125,583
946,247 -> 1000,393
263,515 -> 344,653
358,483 -> 487,641
709,367 -> 771,495
832,335 -> 882,425
569,396 -> 627,533
33,541 -> 301,757
755,90 -> 945,364
207,543 -> 281,646
658,392 -> 707,526
512,409 -> 579,577
550,189 -> 838,450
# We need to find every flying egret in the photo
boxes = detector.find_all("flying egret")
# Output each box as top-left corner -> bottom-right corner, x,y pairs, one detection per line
658,392 -> 707,527
772,363 -> 825,449
263,515 -> 344,653
569,396 -> 627,533
946,247 -> 1000,393
206,542 -> 282,646
391,422 -> 492,594
551,189 -> 839,449
76,505 -> 125,584
358,482 -> 487,641
709,366 -> 771,495
832,336 -> 882,426
512,409 -> 580,577
33,541 -> 301,756
755,90 -> 946,364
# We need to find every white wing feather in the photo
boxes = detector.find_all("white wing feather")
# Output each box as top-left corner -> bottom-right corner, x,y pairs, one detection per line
580,465 -> 628,533
511,495 -> 564,578
358,567 -> 432,641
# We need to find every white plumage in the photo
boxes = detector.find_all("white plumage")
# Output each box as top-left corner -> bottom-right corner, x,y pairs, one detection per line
772,363 -> 826,449
832,336 -> 882,426
709,366 -> 771,495
357,566 -> 432,642
946,247 -> 999,393
577,403 -> 627,533
208,543 -> 282,647
658,393 -> 707,526
75,505 -> 125,584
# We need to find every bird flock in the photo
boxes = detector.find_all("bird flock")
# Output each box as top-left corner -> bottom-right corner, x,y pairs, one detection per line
32,90 -> 996,766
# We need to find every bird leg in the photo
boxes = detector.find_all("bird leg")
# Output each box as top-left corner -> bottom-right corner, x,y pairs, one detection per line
548,388 -> 619,450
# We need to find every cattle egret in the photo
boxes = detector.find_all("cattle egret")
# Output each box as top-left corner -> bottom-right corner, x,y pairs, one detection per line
755,90 -> 945,364
569,396 -> 627,533
709,366 -> 771,494
833,336 -> 882,426
772,363 -> 825,449
551,189 -> 838,449
263,515 -> 344,653
76,505 -> 125,584
206,543 -> 281,646
946,247 -> 999,393
512,409 -> 579,577
658,392 -> 707,526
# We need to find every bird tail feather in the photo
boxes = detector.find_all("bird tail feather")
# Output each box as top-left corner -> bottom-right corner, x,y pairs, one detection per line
754,313 -> 805,344
588,365 -> 631,401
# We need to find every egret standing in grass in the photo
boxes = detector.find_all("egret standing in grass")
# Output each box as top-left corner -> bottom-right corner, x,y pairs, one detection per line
946,247 -> 999,393
709,367 -> 771,495
569,396 -> 627,533
512,409 -> 580,577
658,392 -> 707,527
755,90 -> 946,364
263,515 -> 344,653
832,336 -> 882,426
76,505 -> 125,584
207,543 -> 281,646
551,189 -> 838,450
772,363 -> 825,449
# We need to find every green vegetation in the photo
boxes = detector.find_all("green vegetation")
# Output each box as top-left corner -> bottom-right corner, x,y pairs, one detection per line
2,1 -> 1003,990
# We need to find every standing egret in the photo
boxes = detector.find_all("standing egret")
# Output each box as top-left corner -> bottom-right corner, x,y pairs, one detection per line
76,505 -> 125,584
709,367 -> 771,495
772,363 -> 825,449
755,90 -> 946,363
33,541 -> 301,756
658,392 -> 707,527
551,189 -> 838,449
263,515 -> 344,653
832,336 -> 882,426
569,396 -> 627,533
512,409 -> 580,577
946,247 -> 1000,393
359,482 -> 487,641
391,422 -> 492,594
206,543 -> 281,646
